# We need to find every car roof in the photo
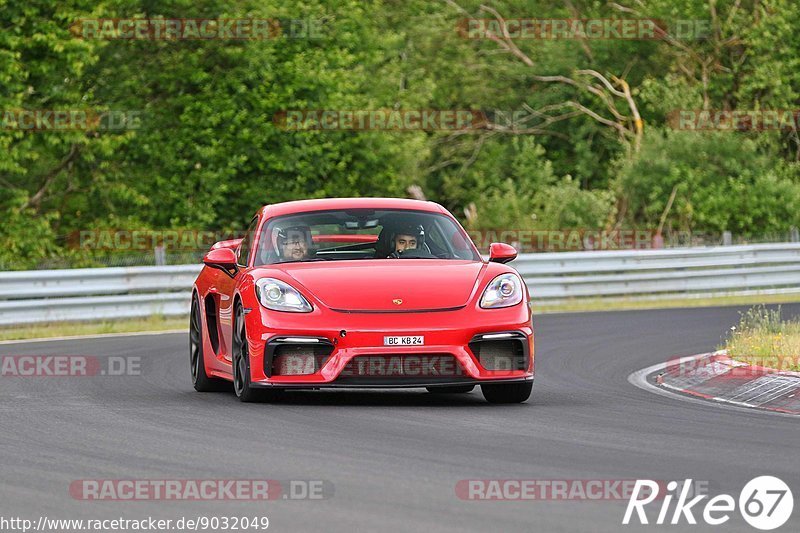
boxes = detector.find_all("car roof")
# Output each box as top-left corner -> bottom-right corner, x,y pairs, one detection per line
260,198 -> 448,218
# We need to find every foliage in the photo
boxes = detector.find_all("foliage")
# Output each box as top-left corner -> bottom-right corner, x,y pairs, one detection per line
725,305 -> 800,372
614,130 -> 800,234
1,0 -> 799,268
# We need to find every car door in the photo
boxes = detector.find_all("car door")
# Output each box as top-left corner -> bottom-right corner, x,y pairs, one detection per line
217,216 -> 258,363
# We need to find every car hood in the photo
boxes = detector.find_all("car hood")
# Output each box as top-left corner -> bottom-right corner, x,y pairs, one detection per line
277,260 -> 486,312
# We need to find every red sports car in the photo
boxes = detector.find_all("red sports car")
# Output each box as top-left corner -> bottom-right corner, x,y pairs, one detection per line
190,198 -> 534,403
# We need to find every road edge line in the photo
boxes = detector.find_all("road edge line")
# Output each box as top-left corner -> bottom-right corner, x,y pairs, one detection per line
0,329 -> 187,345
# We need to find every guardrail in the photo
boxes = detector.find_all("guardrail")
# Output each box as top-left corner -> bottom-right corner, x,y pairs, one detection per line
1,243 -> 799,325
514,243 -> 800,299
0,265 -> 200,326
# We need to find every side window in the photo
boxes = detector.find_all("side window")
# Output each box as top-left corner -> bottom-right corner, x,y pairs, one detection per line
238,217 -> 258,267
432,219 -> 471,259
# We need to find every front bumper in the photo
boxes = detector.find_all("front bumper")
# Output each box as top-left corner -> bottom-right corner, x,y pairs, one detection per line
249,377 -> 534,389
244,301 -> 534,388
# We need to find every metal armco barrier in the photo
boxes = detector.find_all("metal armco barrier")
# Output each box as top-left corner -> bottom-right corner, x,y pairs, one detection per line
0,265 -> 201,326
513,243 -> 800,299
1,243 -> 799,325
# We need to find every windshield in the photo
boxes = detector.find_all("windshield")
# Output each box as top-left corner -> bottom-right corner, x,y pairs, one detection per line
253,208 -> 480,265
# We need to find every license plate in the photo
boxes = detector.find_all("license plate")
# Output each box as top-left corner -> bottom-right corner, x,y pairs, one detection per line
383,335 -> 424,346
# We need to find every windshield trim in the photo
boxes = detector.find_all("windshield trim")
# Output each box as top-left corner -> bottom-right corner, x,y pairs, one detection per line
254,208 -> 480,266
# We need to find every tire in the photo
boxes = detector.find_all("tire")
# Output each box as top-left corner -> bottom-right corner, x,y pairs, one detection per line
190,296 -> 227,392
231,302 -> 263,402
481,381 -> 533,404
426,385 -> 475,394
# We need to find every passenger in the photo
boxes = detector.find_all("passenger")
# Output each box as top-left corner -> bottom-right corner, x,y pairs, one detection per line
277,225 -> 312,261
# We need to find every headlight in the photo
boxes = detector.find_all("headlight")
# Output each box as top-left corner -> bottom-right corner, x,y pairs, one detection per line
480,273 -> 524,309
255,278 -> 313,313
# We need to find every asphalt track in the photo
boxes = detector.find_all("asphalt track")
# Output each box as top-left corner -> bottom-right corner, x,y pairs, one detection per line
1,305 -> 799,533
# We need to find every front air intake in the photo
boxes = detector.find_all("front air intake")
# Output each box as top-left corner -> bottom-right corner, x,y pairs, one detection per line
469,332 -> 528,371
264,338 -> 334,377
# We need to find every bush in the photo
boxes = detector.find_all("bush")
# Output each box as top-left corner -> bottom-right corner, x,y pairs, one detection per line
0,190 -> 58,270
614,129 -> 800,234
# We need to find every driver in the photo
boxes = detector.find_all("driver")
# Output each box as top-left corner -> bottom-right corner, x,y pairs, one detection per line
277,225 -> 312,261
388,224 -> 425,258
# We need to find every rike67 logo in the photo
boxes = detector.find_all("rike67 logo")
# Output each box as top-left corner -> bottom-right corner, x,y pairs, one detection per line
624,476 -> 793,530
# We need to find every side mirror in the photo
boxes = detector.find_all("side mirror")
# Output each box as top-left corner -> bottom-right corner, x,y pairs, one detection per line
488,242 -> 517,264
203,247 -> 238,277
210,238 -> 243,251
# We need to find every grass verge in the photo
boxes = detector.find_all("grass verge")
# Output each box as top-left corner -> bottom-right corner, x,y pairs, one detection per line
722,305 -> 800,372
0,315 -> 188,342
534,292 -> 800,314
